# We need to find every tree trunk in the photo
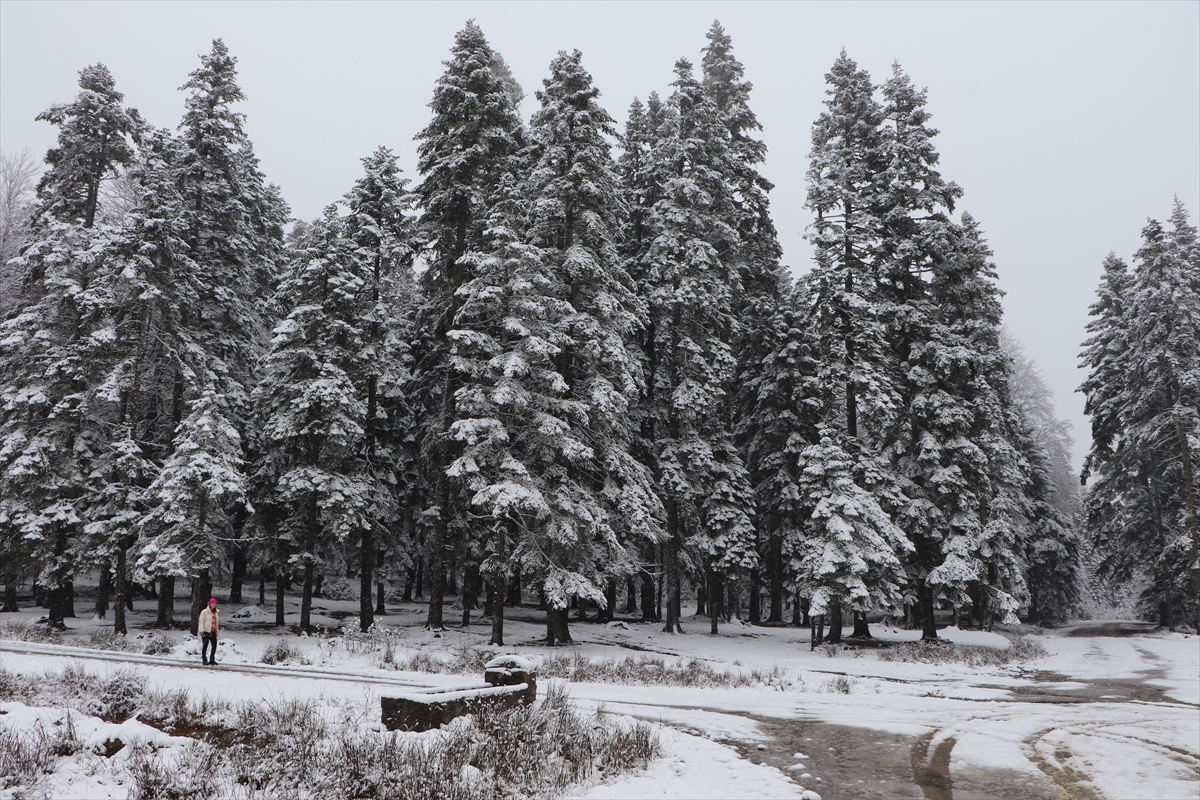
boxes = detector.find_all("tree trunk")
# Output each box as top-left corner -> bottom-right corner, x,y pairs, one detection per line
663,501 -> 682,633
358,527 -> 374,632
602,578 -> 617,622
230,543 -> 246,605
811,613 -> 824,650
490,520 -> 510,646
113,546 -> 127,635
462,561 -> 478,627
189,569 -> 211,635
259,571 -> 266,606
63,581 -> 75,618
426,366 -> 456,631
625,576 -> 638,614
3,582 -> 19,613
546,605 -> 572,645
640,566 -> 657,622
275,571 -> 286,627
95,563 -> 110,620
919,582 -> 938,640
375,550 -> 387,615
852,610 -> 872,638
695,571 -> 707,617
769,535 -> 784,623
300,494 -> 318,634
708,570 -> 721,635
156,576 -> 175,628
506,571 -> 521,606
748,567 -> 761,624
826,600 -> 843,644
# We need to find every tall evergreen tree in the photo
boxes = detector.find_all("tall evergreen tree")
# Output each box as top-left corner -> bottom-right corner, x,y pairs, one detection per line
1090,203 -> 1200,629
34,64 -> 142,230
742,282 -> 822,623
253,207 -> 373,633
702,21 -> 790,623
520,49 -> 661,644
0,64 -> 142,626
342,147 -> 419,631
412,21 -> 522,629
642,59 -> 758,634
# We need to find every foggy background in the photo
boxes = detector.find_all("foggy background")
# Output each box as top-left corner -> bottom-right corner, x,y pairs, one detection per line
2,0 -> 1198,470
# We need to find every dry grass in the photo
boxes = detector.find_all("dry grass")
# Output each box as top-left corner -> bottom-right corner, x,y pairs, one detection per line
877,635 -> 1048,667
538,652 -> 795,690
1,663 -> 662,800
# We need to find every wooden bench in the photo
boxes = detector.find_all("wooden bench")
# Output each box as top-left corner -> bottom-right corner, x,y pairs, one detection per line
381,655 -> 537,732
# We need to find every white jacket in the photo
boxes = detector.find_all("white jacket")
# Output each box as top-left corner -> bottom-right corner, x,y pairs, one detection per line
197,607 -> 218,636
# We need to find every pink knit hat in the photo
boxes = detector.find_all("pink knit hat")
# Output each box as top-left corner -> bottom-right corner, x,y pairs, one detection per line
208,597 -> 217,605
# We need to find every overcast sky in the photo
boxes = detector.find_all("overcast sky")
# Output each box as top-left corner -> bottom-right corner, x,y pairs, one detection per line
2,0 -> 1198,469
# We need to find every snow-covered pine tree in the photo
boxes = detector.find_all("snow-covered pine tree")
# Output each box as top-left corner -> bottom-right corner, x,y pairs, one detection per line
76,128 -> 199,633
253,207 -> 374,634
1079,253 -> 1134,483
1079,252 -> 1138,616
1003,333 -> 1081,623
412,21 -> 522,629
166,39 -> 287,607
617,91 -> 670,622
342,146 -> 419,631
448,173 -> 572,646
520,49 -> 662,644
33,64 -> 142,230
742,281 -> 823,622
137,389 -> 246,631
919,214 -> 1029,633
1094,203 -> 1200,629
802,52 -> 901,638
0,64 -> 142,626
642,59 -> 758,634
702,21 -> 790,621
870,63 -> 975,639
792,428 -> 912,630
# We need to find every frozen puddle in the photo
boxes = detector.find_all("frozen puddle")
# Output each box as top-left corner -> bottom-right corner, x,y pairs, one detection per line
729,716 -> 1058,799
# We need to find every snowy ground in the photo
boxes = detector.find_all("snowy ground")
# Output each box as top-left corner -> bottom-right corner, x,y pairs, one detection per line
2,592 -> 1197,799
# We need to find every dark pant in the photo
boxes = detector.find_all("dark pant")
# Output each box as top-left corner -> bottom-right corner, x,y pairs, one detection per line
201,632 -> 217,664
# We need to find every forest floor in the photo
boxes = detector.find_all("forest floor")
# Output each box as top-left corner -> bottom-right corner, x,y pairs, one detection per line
1,589 -> 1197,799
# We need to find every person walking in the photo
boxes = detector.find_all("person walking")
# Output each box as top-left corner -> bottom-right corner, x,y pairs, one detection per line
198,597 -> 219,666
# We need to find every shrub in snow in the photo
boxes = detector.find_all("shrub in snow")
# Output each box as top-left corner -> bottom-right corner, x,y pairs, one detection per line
0,720 -> 64,790
86,631 -> 133,651
877,636 -> 1046,667
142,632 -> 175,655
321,577 -> 356,601
539,652 -> 794,689
0,619 -> 61,643
260,637 -> 298,665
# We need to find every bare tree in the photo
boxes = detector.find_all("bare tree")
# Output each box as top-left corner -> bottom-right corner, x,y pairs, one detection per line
0,149 -> 41,317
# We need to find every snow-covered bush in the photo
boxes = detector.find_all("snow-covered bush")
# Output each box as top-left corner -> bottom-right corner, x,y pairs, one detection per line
0,619 -> 61,643
877,636 -> 1046,666
0,720 -> 63,790
141,632 -> 175,655
2,663 -> 663,800
260,637 -> 299,665
321,576 -> 356,601
538,652 -> 793,689
87,630 -> 133,651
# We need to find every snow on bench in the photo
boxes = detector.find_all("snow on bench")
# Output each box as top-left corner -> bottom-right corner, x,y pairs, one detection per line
380,655 -> 537,732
